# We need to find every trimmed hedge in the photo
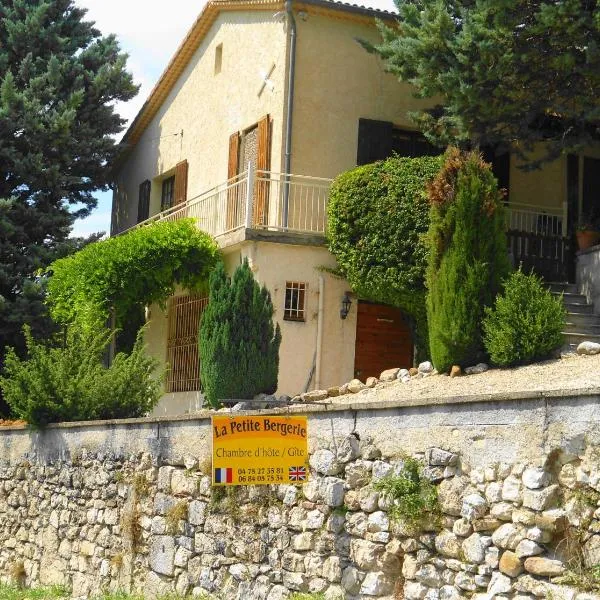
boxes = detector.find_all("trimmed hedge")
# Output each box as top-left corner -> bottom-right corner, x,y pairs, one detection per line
327,155 -> 443,358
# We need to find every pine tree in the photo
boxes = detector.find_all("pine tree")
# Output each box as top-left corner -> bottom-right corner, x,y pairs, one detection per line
0,0 -> 137,409
199,260 -> 282,408
426,149 -> 511,372
365,0 -> 600,165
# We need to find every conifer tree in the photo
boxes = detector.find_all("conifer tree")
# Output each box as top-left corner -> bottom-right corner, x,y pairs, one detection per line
199,260 -> 282,408
0,0 -> 138,403
426,149 -> 511,372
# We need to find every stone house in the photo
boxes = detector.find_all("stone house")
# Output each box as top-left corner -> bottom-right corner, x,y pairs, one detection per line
111,0 -> 600,415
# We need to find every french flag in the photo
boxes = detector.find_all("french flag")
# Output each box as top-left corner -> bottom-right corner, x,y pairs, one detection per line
214,467 -> 233,484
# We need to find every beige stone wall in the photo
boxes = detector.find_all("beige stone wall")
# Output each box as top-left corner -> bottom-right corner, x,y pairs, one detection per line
112,11 -> 287,233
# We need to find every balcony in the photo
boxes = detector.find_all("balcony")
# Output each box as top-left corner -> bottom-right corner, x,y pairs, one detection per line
505,202 -> 566,237
133,169 -> 333,241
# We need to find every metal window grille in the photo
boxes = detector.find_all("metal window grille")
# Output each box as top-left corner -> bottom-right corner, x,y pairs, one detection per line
284,282 -> 306,321
161,175 -> 175,211
166,294 -> 209,392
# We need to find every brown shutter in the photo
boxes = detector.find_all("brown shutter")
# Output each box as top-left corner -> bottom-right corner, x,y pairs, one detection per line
137,180 -> 151,223
226,132 -> 241,229
254,114 -> 271,226
173,160 -> 188,206
228,133 -> 240,179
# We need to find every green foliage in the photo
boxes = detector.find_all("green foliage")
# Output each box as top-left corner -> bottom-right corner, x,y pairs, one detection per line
365,0 -> 600,166
0,0 -> 138,403
47,220 -> 219,348
426,149 -> 511,372
374,456 -> 440,533
199,260 -> 281,408
327,155 -> 443,357
0,323 -> 161,427
483,269 -> 565,367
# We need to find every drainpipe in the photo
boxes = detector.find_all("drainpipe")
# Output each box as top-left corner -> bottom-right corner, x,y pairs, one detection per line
282,0 -> 296,228
315,275 -> 324,389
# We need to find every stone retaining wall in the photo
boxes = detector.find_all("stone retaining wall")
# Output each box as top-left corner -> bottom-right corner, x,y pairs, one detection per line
0,391 -> 600,599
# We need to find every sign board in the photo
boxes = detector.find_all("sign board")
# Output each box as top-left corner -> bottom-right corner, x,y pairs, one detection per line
211,415 -> 308,486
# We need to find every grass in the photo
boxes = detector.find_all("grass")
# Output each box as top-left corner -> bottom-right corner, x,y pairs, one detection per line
0,587 -> 208,600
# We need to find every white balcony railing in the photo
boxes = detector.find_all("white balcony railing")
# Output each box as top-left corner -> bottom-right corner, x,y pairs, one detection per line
505,202 -> 566,237
133,168 -> 333,239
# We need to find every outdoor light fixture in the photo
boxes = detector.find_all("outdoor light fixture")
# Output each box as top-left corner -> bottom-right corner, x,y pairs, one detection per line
340,292 -> 352,320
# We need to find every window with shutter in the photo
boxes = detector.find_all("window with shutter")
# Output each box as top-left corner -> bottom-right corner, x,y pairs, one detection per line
174,159 -> 189,206
166,294 -> 209,393
137,180 -> 151,223
161,176 -> 175,211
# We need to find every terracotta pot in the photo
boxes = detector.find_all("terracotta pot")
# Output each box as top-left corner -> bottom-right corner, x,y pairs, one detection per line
576,230 -> 600,251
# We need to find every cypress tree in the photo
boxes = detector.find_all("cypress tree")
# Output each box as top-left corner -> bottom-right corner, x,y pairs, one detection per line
0,0 -> 138,412
199,260 -> 281,407
426,149 -> 511,372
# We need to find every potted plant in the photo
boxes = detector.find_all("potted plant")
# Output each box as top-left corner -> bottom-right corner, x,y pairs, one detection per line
576,215 -> 600,251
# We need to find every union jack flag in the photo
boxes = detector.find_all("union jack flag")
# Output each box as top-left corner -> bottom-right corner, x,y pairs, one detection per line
289,465 -> 307,481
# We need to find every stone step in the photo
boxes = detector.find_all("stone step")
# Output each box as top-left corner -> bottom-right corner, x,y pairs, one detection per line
565,321 -> 600,333
564,312 -> 600,328
548,282 -> 578,294
562,302 -> 594,314
552,292 -> 588,305
563,332 -> 600,347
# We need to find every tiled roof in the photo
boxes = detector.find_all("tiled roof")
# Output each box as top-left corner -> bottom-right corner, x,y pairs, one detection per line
117,0 -> 397,156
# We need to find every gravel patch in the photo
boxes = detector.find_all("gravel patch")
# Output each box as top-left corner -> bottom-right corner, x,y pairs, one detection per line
327,352 -> 600,405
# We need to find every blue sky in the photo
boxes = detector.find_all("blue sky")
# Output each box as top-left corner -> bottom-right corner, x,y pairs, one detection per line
71,0 -> 397,237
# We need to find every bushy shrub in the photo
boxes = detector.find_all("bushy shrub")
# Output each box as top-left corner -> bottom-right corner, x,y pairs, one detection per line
426,149 -> 511,372
47,219 -> 220,349
199,260 -> 281,408
327,155 -> 443,358
483,269 -> 566,366
0,324 -> 161,426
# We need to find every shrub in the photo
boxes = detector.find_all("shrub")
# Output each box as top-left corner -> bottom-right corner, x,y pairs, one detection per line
327,155 -> 444,358
426,148 -> 511,372
0,324 -> 161,426
46,219 -> 220,350
199,260 -> 281,408
483,269 -> 565,366
373,456 -> 440,533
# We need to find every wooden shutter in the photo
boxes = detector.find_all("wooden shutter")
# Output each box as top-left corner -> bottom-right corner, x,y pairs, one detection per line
173,160 -> 189,206
356,118 -> 393,165
137,180 -> 151,223
254,114 -> 271,226
226,132 -> 241,230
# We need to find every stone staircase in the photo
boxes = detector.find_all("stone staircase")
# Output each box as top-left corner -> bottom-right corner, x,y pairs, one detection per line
549,282 -> 600,350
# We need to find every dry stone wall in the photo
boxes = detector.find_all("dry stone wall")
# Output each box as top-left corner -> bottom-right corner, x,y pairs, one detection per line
0,393 -> 599,599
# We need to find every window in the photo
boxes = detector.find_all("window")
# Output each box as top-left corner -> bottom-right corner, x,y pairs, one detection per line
161,175 -> 175,211
166,294 -> 209,392
137,180 -> 151,223
214,43 -> 223,75
284,282 -> 307,321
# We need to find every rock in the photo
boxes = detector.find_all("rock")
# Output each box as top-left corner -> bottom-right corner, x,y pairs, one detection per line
418,361 -> 434,373
336,435 -> 360,463
462,494 -> 488,521
397,368 -> 410,380
462,532 -> 492,563
502,476 -> 523,502
347,379 -> 366,393
320,478 -> 345,507
327,386 -> 340,397
341,566 -> 362,595
415,564 -> 442,587
583,535 -> 600,568
360,571 -> 393,595
379,368 -> 400,382
522,485 -> 561,511
453,518 -> 473,537
487,572 -> 513,595
526,526 -> 552,544
435,530 -> 462,558
522,467 -> 551,490
350,539 -> 384,570
577,341 -> 600,355
438,477 -> 469,516
367,511 -> 389,533
464,363 -> 489,375
149,535 -> 175,576
426,447 -> 459,467
405,581 -> 429,599
455,572 -> 477,592
499,550 -> 524,577
310,449 -> 342,476
492,523 -> 525,550
450,365 -> 462,378
515,539 -> 544,558
559,463 -> 578,489
523,557 -> 566,576
409,367 -> 419,377
491,502 -> 514,521
365,376 -> 378,388
302,389 -> 329,402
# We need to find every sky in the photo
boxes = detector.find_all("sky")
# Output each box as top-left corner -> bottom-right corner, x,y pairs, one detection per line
71,0 -> 397,237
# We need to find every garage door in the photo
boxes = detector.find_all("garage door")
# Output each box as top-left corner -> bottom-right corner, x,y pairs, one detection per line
354,301 -> 414,381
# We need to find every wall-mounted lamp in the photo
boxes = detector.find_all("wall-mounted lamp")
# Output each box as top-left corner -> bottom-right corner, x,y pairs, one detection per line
340,292 -> 352,320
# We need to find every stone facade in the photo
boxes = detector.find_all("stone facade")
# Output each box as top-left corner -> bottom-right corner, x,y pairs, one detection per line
1,423 -> 600,599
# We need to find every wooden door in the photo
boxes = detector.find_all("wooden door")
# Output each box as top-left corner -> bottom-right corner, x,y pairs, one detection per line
354,301 -> 413,381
